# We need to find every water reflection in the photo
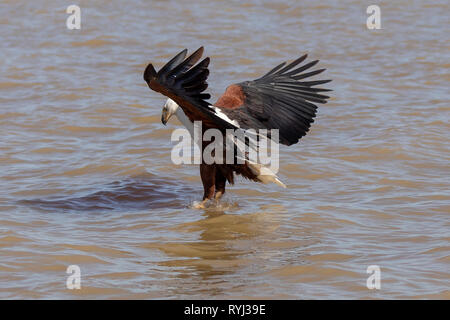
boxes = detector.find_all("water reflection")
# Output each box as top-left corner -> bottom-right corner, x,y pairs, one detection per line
141,205 -> 283,297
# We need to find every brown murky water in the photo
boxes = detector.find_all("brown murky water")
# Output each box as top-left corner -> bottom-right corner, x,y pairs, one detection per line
1,0 -> 449,299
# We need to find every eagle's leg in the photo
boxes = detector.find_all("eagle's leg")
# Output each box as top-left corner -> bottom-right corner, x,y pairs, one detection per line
194,163 -> 216,209
214,168 -> 226,201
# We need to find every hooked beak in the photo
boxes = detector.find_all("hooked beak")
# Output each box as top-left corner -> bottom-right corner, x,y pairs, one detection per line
161,109 -> 172,125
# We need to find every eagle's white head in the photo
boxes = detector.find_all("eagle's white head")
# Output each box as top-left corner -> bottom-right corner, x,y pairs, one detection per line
161,98 -> 179,125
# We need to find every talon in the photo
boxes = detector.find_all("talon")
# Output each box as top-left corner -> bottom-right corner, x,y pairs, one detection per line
214,191 -> 224,201
192,199 -> 208,209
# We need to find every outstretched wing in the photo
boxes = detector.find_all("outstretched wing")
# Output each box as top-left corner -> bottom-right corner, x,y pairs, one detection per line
215,54 -> 332,146
143,47 -> 237,129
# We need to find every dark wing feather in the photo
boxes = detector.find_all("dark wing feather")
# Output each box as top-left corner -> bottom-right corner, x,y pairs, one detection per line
143,47 -> 237,129
215,54 -> 332,146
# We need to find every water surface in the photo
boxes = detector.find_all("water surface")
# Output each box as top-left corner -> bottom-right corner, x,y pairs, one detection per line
0,0 -> 449,299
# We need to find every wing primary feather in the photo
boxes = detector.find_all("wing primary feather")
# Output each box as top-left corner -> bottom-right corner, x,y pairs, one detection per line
283,60 -> 319,77
191,93 -> 211,100
260,62 -> 287,78
265,87 -> 330,103
274,81 -> 332,91
182,69 -> 209,87
183,82 -> 209,93
292,69 -> 326,80
167,46 -> 204,78
298,79 -> 332,86
157,49 -> 188,80
178,57 -> 210,82
274,54 -> 308,75
271,94 -> 318,118
297,87 -> 332,93
271,97 -> 314,128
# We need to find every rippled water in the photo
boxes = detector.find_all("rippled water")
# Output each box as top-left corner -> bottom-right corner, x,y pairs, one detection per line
0,0 -> 449,299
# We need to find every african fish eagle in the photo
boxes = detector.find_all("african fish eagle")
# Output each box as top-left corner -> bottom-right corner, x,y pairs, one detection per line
143,47 -> 331,208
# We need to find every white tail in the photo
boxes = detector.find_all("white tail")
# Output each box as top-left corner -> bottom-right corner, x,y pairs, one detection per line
245,159 -> 287,188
